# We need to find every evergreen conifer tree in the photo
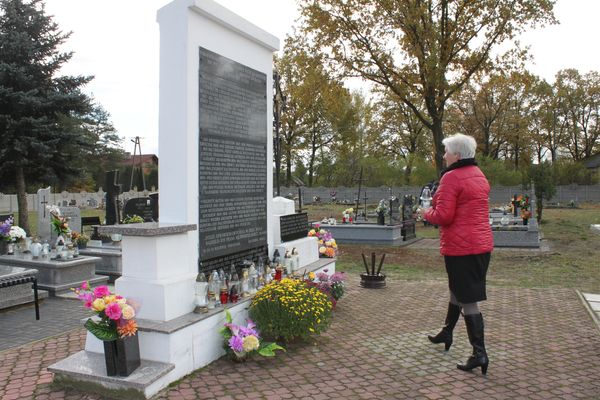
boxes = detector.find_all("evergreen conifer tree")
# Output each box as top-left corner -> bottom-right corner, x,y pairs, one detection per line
0,0 -> 94,233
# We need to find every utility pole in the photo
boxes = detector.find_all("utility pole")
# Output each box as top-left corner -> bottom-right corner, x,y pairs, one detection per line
130,136 -> 147,192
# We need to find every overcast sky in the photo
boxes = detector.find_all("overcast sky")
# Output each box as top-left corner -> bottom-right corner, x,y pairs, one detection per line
44,0 -> 600,156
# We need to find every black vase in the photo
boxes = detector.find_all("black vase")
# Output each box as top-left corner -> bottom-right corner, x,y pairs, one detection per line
0,240 -> 7,255
103,335 -> 141,377
377,213 -> 385,225
522,218 -> 529,225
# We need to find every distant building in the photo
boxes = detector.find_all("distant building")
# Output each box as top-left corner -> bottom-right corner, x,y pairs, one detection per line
120,153 -> 159,175
582,153 -> 600,176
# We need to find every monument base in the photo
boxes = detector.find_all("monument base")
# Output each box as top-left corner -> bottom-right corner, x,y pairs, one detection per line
321,223 -> 421,246
274,236 -> 318,269
50,258 -> 335,399
48,351 -> 174,400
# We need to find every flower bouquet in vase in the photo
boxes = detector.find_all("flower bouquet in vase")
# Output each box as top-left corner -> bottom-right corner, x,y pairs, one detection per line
73,282 -> 140,376
48,205 -> 70,248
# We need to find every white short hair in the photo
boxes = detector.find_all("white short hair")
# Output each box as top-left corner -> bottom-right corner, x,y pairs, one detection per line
442,134 -> 477,159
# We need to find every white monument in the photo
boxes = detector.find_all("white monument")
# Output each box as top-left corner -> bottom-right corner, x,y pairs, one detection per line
49,1 -> 333,397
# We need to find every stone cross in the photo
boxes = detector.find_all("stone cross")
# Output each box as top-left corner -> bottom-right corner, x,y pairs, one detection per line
105,170 -> 122,225
36,187 -> 52,243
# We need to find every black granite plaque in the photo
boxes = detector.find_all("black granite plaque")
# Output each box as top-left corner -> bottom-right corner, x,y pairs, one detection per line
122,198 -> 154,222
198,47 -> 267,268
280,213 -> 309,242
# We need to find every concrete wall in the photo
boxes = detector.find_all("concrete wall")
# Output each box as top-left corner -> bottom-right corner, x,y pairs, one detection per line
279,185 -> 600,205
3,184 -> 598,213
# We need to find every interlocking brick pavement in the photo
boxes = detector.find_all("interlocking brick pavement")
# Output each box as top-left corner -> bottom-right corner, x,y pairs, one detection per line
1,275 -> 600,399
0,297 -> 93,352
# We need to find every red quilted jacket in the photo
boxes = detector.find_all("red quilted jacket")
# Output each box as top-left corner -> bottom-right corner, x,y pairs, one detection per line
424,165 -> 493,256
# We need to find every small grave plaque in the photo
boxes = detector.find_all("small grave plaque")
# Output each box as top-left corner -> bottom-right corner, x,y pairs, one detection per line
59,206 -> 82,234
122,198 -> 154,222
280,213 -> 308,242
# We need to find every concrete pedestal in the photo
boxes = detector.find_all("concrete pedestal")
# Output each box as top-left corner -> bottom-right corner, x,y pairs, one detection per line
0,255 -> 107,295
79,245 -> 122,282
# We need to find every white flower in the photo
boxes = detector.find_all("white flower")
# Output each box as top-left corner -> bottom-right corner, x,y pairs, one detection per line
46,204 -> 61,216
9,226 -> 26,240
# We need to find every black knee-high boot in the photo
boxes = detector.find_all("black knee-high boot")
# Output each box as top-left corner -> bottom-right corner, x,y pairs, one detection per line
428,303 -> 461,351
457,313 -> 489,375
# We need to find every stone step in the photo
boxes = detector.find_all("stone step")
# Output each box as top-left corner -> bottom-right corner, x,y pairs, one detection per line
48,350 -> 174,399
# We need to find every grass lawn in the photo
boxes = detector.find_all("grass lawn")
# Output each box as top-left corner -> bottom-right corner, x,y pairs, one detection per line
304,203 -> 600,292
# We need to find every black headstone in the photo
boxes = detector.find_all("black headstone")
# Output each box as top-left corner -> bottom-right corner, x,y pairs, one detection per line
401,195 -> 416,241
197,47 -> 268,272
122,198 -> 154,222
149,192 -> 159,222
280,213 -> 309,242
389,196 -> 401,225
105,170 -> 122,225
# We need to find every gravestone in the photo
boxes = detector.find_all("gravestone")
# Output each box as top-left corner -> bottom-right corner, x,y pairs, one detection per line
37,187 -> 52,242
59,206 -> 81,234
122,197 -> 154,222
389,196 -> 401,225
401,195 -> 416,241
197,47 -> 268,273
149,192 -> 159,221
105,170 -> 122,225
280,212 -> 308,242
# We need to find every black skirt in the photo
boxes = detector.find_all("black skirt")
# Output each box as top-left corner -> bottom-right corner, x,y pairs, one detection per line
444,252 -> 491,304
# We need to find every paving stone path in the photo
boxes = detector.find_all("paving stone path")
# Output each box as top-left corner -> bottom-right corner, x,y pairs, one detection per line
1,276 -> 600,399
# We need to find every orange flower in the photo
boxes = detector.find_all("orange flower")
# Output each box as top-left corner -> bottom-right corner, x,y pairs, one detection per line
117,319 -> 138,338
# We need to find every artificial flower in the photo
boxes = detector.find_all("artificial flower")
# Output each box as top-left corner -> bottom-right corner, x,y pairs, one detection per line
121,305 -> 136,320
229,335 -> 244,353
93,286 -> 110,298
117,320 -> 138,337
105,302 -> 123,320
242,335 -> 260,352
91,298 -> 106,312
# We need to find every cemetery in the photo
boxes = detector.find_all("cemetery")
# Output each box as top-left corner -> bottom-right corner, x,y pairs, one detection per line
1,0 -> 600,399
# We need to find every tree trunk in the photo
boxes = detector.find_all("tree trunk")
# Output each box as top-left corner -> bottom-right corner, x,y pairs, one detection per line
431,117 -> 445,176
285,148 -> 292,186
15,166 -> 30,235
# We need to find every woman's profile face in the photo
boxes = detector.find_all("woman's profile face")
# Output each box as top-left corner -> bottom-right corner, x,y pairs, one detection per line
443,148 -> 460,166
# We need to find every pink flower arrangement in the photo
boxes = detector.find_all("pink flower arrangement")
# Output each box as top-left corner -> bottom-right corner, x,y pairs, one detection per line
73,282 -> 138,341
307,224 -> 338,258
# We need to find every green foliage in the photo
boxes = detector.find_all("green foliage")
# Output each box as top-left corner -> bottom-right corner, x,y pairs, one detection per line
527,161 -> 556,222
552,160 -> 599,185
84,318 -> 118,341
249,278 -> 333,342
406,158 -> 438,186
477,156 -> 523,185
122,215 -> 144,224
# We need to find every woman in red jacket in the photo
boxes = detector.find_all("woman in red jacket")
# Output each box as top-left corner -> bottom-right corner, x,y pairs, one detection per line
423,133 -> 493,375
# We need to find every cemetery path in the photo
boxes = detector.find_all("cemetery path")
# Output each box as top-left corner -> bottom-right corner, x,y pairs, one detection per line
0,297 -> 93,352
1,276 -> 600,399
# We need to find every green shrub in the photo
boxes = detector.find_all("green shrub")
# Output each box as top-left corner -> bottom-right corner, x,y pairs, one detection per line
249,278 -> 333,342
121,214 -> 144,224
